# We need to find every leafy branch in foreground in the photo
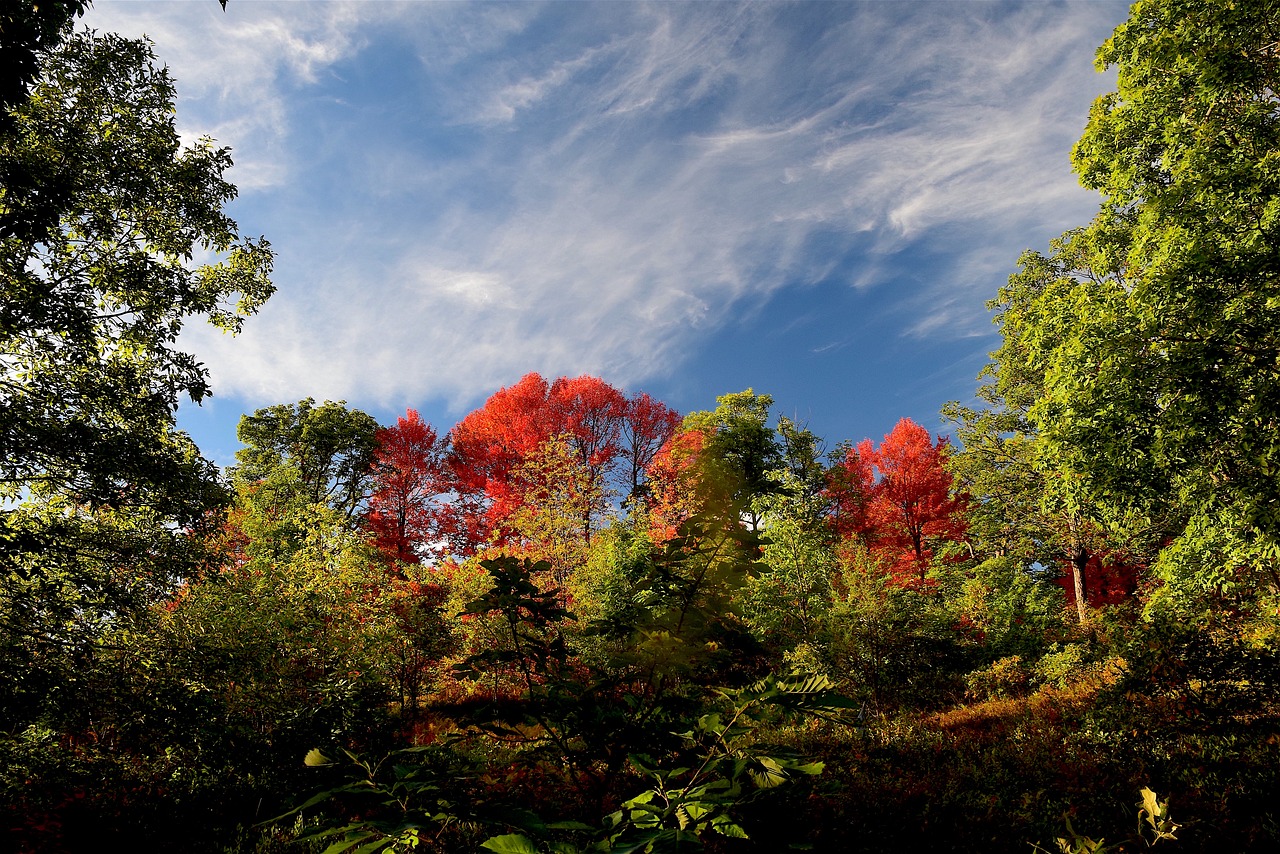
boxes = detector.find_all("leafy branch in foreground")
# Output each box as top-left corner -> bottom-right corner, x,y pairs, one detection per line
266,745 -> 503,853
1032,787 -> 1180,854
488,672 -> 855,854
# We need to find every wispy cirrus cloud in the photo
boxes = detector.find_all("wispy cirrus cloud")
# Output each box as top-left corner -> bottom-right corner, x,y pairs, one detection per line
84,1 -> 1126,416
84,1 -> 369,189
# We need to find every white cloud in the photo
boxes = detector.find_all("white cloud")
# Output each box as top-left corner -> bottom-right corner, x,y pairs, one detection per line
93,1 -> 1127,414
82,1 -> 367,190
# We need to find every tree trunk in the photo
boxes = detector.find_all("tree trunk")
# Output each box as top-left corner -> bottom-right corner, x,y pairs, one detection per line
1071,544 -> 1089,626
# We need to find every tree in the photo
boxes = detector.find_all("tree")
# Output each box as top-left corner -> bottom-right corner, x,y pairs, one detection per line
449,373 -> 672,550
549,374 -> 628,492
166,473 -> 400,772
644,426 -> 710,544
620,392 -> 682,500
547,375 -> 627,542
0,2 -> 89,121
233,399 -> 379,520
0,27 -> 271,766
0,30 -> 270,706
740,416 -> 838,662
944,235 -> 1138,624
1,31 -> 273,516
366,409 -> 449,567
681,389 -> 783,532
1035,0 -> 1280,595
741,512 -> 836,659
504,438 -> 603,584
1,1 -> 233,264
449,373 -> 564,546
831,418 -> 967,586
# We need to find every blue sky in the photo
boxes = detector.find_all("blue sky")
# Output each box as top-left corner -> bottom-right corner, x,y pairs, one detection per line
84,0 -> 1130,466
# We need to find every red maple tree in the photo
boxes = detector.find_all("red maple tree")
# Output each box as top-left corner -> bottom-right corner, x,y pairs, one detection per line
620,392 -> 682,499
449,373 -> 558,544
830,417 -> 967,585
549,375 -> 628,484
448,373 -> 678,552
366,409 -> 449,566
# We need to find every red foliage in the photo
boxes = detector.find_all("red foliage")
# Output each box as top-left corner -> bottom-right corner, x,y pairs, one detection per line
621,392 -> 682,498
366,409 -> 449,566
1056,552 -> 1141,609
448,373 -> 680,553
448,374 -> 553,549
830,418 -> 967,585
827,442 -> 874,539
549,374 -> 627,477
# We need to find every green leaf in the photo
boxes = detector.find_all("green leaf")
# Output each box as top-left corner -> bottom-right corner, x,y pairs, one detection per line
305,747 -> 335,767
710,817 -> 748,839
622,790 -> 657,807
481,834 -> 543,854
320,834 -> 377,854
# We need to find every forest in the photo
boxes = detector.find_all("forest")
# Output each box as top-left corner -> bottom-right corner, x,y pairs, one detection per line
2,0 -> 1279,852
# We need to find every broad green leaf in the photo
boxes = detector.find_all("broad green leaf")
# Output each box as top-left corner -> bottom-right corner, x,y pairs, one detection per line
481,833 -> 543,854
305,748 -> 334,767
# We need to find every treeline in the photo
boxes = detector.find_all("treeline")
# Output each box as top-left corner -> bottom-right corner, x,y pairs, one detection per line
3,1 -> 1280,852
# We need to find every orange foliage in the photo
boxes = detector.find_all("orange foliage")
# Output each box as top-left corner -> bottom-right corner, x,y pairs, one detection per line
642,427 -> 709,543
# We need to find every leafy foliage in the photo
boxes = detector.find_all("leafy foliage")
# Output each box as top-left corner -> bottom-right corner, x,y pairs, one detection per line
366,409 -> 450,567
830,418 -> 967,586
8,4 -> 1280,853
233,399 -> 379,520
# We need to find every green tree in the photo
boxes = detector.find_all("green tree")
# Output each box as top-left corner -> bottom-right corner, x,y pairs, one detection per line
0,2 -> 89,120
1032,0 -> 1280,600
170,478 -> 398,751
233,398 -> 379,520
741,416 -> 839,662
683,390 -> 783,532
0,30 -> 271,729
945,234 -> 1139,624
1,30 -> 273,513
505,437 -> 606,583
0,29 -> 272,846
740,512 -> 836,661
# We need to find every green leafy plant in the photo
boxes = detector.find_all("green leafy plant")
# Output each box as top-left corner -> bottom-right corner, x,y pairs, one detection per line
1032,787 -> 1179,853
488,671 -> 854,853
267,745 -> 486,853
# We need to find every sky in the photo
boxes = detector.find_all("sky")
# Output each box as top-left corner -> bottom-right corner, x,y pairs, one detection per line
82,0 -> 1132,467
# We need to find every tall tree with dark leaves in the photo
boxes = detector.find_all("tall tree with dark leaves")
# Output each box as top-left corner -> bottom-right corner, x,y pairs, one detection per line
945,234 -> 1139,624
1012,0 -> 1280,605
0,29 -> 271,737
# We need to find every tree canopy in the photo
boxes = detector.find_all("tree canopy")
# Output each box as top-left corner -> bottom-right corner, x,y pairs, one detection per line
991,0 -> 1280,607
1,30 -> 273,519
